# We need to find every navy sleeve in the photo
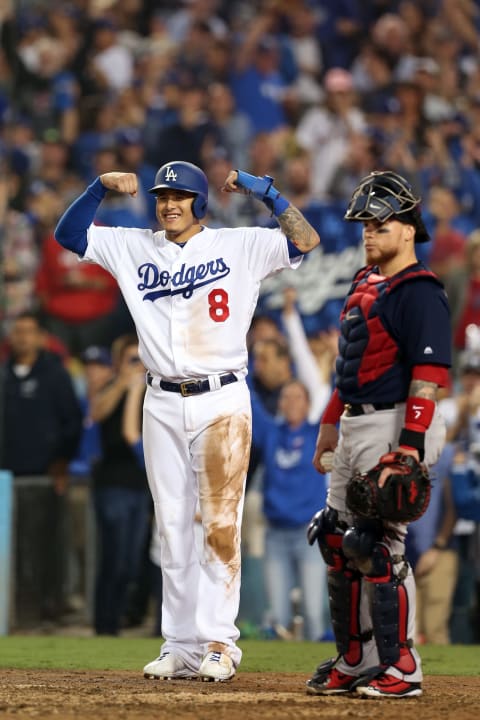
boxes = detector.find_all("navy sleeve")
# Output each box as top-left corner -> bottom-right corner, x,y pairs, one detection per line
54,177 -> 107,255
386,279 -> 452,368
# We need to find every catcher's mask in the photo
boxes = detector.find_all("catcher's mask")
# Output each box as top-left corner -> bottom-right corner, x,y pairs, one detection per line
149,161 -> 208,219
344,170 -> 430,243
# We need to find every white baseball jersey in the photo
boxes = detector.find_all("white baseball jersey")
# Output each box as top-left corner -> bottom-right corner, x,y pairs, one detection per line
81,224 -> 301,378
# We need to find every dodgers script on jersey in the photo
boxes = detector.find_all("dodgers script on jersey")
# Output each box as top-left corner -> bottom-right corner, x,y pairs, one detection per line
82,224 -> 301,378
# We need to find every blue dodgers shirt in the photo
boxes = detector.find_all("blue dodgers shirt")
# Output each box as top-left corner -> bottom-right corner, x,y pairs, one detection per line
251,391 -> 327,527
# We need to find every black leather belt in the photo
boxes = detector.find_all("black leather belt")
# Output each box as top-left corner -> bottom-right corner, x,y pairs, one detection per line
345,402 -> 396,416
147,372 -> 237,397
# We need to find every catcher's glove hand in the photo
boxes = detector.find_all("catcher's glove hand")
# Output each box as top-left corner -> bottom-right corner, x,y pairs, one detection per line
345,452 -> 431,523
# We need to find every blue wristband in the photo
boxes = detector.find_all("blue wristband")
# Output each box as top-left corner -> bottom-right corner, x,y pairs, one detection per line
235,170 -> 290,217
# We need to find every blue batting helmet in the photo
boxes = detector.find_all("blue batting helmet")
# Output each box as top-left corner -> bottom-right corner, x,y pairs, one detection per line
148,161 -> 208,218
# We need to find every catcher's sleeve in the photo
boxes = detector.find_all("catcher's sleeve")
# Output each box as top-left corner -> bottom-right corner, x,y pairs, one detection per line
320,388 -> 344,426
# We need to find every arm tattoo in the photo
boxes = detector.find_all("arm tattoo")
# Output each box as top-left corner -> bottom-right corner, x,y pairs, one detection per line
278,205 -> 320,253
409,379 -> 438,401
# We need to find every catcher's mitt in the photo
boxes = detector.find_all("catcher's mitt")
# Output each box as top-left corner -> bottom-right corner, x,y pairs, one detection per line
345,452 -> 431,523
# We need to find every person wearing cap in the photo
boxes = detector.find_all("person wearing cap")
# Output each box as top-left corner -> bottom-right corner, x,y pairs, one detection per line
66,345 -> 114,617
88,334 -> 151,637
306,170 -> 451,698
69,345 -> 114,478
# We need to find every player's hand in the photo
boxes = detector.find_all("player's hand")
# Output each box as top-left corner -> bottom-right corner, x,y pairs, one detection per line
312,423 -> 338,473
221,170 -> 247,194
100,172 -> 138,197
377,446 -> 420,488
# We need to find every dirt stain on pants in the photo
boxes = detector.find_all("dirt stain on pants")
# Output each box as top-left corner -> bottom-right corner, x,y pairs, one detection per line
199,412 -> 251,584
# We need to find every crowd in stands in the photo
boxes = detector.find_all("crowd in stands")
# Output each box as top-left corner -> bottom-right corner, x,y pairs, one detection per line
1,0 -> 480,641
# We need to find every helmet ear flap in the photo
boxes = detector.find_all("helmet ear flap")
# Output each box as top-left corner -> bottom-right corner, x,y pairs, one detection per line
193,194 -> 207,219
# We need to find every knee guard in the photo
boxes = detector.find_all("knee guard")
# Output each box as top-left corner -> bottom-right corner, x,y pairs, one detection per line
365,544 -> 416,671
342,519 -> 384,574
307,506 -> 346,570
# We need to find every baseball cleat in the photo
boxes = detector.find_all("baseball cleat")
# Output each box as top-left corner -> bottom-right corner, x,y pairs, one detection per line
306,666 -> 358,695
198,651 -> 235,682
355,673 -> 422,698
143,651 -> 198,680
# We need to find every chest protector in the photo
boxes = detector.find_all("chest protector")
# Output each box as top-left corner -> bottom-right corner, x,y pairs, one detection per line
336,264 -> 438,396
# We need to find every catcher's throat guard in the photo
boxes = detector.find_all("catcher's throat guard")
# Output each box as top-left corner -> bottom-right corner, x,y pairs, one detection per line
346,452 -> 431,523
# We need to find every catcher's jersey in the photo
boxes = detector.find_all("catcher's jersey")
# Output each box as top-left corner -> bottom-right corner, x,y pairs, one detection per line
82,225 -> 300,378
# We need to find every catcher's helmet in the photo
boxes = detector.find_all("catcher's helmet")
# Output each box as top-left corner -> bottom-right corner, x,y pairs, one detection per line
344,170 -> 430,242
148,161 -> 208,218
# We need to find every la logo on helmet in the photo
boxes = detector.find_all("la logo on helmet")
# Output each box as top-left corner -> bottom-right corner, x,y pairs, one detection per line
165,166 -> 177,181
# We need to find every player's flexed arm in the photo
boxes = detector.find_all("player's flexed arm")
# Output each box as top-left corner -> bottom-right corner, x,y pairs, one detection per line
222,170 -> 320,254
54,172 -> 138,255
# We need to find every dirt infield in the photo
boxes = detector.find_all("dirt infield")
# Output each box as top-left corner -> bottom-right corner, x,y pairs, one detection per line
0,671 -> 479,719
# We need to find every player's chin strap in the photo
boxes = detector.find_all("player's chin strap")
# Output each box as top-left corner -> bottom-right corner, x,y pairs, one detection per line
235,170 -> 290,217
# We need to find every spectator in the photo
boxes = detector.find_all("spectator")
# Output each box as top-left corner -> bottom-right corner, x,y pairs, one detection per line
327,132 -> 378,203
151,84 -> 219,170
121,363 -> 157,633
317,1 -> 371,70
230,20 -> 294,135
35,131 -> 76,190
115,126 -> 163,228
206,82 -> 253,170
166,0 -> 228,44
35,228 -> 120,359
250,337 -> 293,416
0,311 -> 82,626
286,1 -> 323,106
444,230 -> 480,369
89,334 -> 151,636
1,311 -> 82,485
67,344 -> 114,618
71,98 -> 119,182
203,150 -> 259,229
252,379 -> 329,641
69,345 -> 114,478
1,10 -> 80,144
436,341 -> 480,643
0,170 -> 39,333
89,18 -> 134,94
295,67 -> 366,200
406,444 -> 459,644
424,185 -> 469,280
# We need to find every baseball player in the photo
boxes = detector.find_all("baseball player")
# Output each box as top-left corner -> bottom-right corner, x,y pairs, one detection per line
306,171 -> 451,698
54,160 -> 319,681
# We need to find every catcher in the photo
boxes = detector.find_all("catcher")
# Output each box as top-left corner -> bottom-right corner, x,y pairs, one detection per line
307,171 -> 451,699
